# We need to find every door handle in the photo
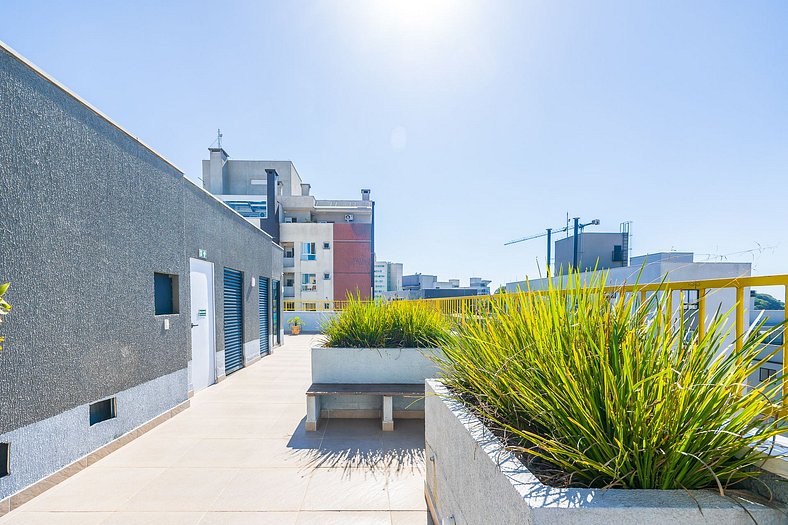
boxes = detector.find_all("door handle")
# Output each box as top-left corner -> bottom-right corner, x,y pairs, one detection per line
191,323 -> 199,328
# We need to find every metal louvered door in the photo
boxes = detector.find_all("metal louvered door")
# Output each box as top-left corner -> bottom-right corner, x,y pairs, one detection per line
223,268 -> 244,374
259,277 -> 270,356
272,279 -> 281,345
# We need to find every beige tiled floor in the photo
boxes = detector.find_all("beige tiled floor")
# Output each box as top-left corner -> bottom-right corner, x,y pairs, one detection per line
0,335 -> 428,525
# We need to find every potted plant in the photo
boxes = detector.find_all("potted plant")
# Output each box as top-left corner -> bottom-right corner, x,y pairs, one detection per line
287,316 -> 302,335
308,297 -> 450,422
427,272 -> 787,524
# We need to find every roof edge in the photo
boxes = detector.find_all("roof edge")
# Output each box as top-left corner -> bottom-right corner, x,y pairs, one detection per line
0,39 -> 184,175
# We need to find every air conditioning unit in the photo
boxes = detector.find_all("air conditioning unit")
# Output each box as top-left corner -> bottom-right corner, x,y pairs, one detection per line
344,214 -> 354,222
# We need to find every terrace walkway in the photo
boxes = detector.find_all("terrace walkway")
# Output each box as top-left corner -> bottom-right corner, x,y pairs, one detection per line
0,336 -> 428,525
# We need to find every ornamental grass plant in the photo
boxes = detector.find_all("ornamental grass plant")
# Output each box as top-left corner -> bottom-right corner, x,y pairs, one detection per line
438,271 -> 786,490
322,296 -> 450,348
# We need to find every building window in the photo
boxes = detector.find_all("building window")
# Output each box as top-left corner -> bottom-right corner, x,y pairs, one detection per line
301,243 -> 316,261
0,443 -> 8,478
681,290 -> 699,311
324,273 -> 330,280
324,302 -> 332,310
760,367 -> 777,382
301,274 -> 317,291
285,276 -> 295,287
89,398 -> 117,426
224,199 -> 267,218
323,242 -> 331,249
154,273 -> 179,315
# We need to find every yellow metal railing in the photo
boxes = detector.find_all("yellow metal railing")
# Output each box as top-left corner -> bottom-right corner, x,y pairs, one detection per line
283,300 -> 355,312
283,275 -> 788,410
420,274 -> 788,411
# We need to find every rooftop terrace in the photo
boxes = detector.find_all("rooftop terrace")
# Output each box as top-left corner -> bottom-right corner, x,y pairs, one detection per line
0,335 -> 427,525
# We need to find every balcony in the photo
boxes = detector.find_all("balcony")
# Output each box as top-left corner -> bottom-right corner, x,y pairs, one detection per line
283,257 -> 294,268
283,285 -> 294,298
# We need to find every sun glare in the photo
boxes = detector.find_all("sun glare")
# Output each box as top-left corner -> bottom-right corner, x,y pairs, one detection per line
372,0 -> 469,35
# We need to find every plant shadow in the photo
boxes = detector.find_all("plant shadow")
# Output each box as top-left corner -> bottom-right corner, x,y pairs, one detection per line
286,417 -> 425,479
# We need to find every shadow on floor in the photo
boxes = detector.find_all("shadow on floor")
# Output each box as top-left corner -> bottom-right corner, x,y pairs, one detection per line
286,418 -> 425,476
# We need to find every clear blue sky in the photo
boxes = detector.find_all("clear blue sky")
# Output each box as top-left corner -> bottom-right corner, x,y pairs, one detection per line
4,1 -> 787,291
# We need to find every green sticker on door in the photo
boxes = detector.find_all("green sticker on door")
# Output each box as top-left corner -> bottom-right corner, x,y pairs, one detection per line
198,309 -> 207,317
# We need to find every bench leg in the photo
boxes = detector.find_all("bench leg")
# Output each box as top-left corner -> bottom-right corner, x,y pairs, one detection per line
382,395 -> 394,431
306,395 -> 319,432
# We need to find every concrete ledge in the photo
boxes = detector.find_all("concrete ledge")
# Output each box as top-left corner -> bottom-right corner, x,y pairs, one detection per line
425,379 -> 787,525
0,399 -> 190,517
309,347 -> 442,423
319,409 -> 425,419
312,346 -> 442,384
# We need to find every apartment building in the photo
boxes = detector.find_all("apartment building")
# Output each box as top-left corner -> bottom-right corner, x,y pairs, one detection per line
374,260 -> 404,297
202,149 -> 374,306
387,274 -> 492,299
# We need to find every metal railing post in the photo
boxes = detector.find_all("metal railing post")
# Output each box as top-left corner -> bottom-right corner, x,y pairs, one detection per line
783,283 -> 787,416
736,286 -> 744,353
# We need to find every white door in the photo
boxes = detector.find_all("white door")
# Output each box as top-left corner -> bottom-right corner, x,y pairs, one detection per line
190,258 -> 216,392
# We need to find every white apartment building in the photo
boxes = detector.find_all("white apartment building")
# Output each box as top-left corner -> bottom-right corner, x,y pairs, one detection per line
202,147 -> 374,306
374,260 -> 404,297
374,261 -> 388,297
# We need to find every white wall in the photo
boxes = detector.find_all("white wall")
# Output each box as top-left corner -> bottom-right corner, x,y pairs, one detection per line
284,310 -> 337,333
281,222 -> 334,302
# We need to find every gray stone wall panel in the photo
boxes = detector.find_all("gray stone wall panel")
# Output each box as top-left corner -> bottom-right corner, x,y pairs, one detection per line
0,46 -> 280,436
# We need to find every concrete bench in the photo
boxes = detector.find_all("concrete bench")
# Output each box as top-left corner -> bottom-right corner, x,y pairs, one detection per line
306,383 -> 425,432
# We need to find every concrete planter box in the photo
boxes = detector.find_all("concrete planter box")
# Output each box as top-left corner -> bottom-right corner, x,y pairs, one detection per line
425,379 -> 787,525
308,346 -> 442,425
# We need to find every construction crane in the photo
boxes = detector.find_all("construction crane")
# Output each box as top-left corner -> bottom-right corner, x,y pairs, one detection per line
505,217 -> 600,271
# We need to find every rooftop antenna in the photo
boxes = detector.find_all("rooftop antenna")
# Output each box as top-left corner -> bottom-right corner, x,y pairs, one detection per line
217,128 -> 223,149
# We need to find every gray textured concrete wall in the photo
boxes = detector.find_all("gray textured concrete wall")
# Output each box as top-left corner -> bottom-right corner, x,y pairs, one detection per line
0,369 -> 187,499
182,182 -> 280,370
0,45 -> 189,435
0,44 -> 280,438
425,380 -> 786,525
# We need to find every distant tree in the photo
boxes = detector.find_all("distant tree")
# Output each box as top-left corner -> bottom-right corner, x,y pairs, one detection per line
752,291 -> 785,310
494,286 -> 507,295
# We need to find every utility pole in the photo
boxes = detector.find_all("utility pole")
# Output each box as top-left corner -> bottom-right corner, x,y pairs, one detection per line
571,217 -> 601,271
572,217 -> 580,269
546,228 -> 552,273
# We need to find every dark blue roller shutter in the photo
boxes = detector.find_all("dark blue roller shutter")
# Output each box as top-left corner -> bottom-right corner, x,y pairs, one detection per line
272,280 -> 281,345
259,277 -> 270,356
223,268 -> 244,374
